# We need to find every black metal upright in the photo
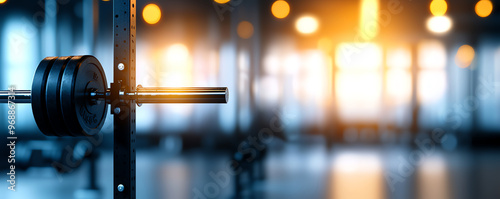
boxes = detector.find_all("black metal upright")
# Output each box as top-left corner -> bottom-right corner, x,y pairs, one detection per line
113,0 -> 136,198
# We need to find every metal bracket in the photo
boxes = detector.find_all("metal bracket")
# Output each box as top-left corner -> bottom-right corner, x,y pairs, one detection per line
113,0 -> 136,198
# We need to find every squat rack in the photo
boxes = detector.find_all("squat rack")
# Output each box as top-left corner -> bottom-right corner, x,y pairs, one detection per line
112,1 -> 227,198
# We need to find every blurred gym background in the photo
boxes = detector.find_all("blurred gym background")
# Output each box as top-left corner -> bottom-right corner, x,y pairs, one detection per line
1,0 -> 500,198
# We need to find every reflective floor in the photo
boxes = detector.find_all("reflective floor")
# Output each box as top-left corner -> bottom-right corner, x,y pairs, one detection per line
4,136 -> 500,199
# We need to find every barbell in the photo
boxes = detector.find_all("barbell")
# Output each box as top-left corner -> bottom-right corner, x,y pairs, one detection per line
0,55 -> 228,137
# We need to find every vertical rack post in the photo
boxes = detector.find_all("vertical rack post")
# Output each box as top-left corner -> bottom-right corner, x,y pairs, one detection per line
113,0 -> 136,198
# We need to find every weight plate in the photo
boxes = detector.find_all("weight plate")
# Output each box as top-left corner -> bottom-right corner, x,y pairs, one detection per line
32,57 -> 58,136
61,56 -> 107,136
45,56 -> 73,136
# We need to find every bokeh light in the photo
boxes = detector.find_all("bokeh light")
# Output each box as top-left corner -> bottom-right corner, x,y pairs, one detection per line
335,43 -> 383,122
475,0 -> 493,18
335,43 -> 382,70
336,72 -> 382,122
214,0 -> 230,4
418,40 -> 447,103
386,70 -> 412,104
295,16 -> 319,34
143,4 -> 161,25
237,21 -> 254,39
418,70 -> 447,103
426,16 -> 452,34
430,0 -> 448,16
418,40 -> 447,69
360,0 -> 379,40
271,0 -> 290,19
163,43 -> 193,87
166,44 -> 189,66
455,45 -> 475,68
386,46 -> 412,69
386,46 -> 412,106
0,0 -> 7,4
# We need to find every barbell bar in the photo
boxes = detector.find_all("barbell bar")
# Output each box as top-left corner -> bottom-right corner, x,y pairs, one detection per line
0,87 -> 229,104
0,55 -> 228,137
0,90 -> 31,103
89,86 -> 228,104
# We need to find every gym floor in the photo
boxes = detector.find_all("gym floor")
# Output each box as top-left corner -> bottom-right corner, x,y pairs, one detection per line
4,137 -> 500,199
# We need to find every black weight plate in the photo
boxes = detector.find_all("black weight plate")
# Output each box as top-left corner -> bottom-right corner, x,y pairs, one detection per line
32,57 -> 58,136
61,56 -> 107,136
45,56 -> 73,136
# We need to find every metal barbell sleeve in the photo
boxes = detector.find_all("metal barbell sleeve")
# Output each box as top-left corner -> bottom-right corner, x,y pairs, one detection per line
131,87 -> 228,104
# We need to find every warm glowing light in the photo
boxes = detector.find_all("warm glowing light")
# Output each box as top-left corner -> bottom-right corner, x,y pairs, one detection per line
214,0 -> 230,4
430,0 -> 447,16
418,156 -> 450,199
426,16 -> 452,34
0,0 -> 6,4
162,44 -> 193,87
271,0 -> 290,19
386,70 -> 412,104
455,45 -> 475,68
360,0 -> 379,41
335,43 -> 383,122
335,43 -> 383,70
295,16 -> 319,34
386,46 -> 411,69
317,37 -> 333,54
335,43 -> 382,122
166,44 -> 189,65
237,21 -> 254,39
143,4 -> 161,25
417,40 -> 446,103
336,73 -> 382,122
475,0 -> 493,17
284,53 -> 301,74
330,152 -> 384,199
418,40 -> 446,69
385,46 -> 412,106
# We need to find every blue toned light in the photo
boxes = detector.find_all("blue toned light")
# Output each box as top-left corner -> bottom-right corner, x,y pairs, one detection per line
218,43 -> 237,134
42,0 -> 57,57
1,16 -> 40,132
2,16 -> 39,88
